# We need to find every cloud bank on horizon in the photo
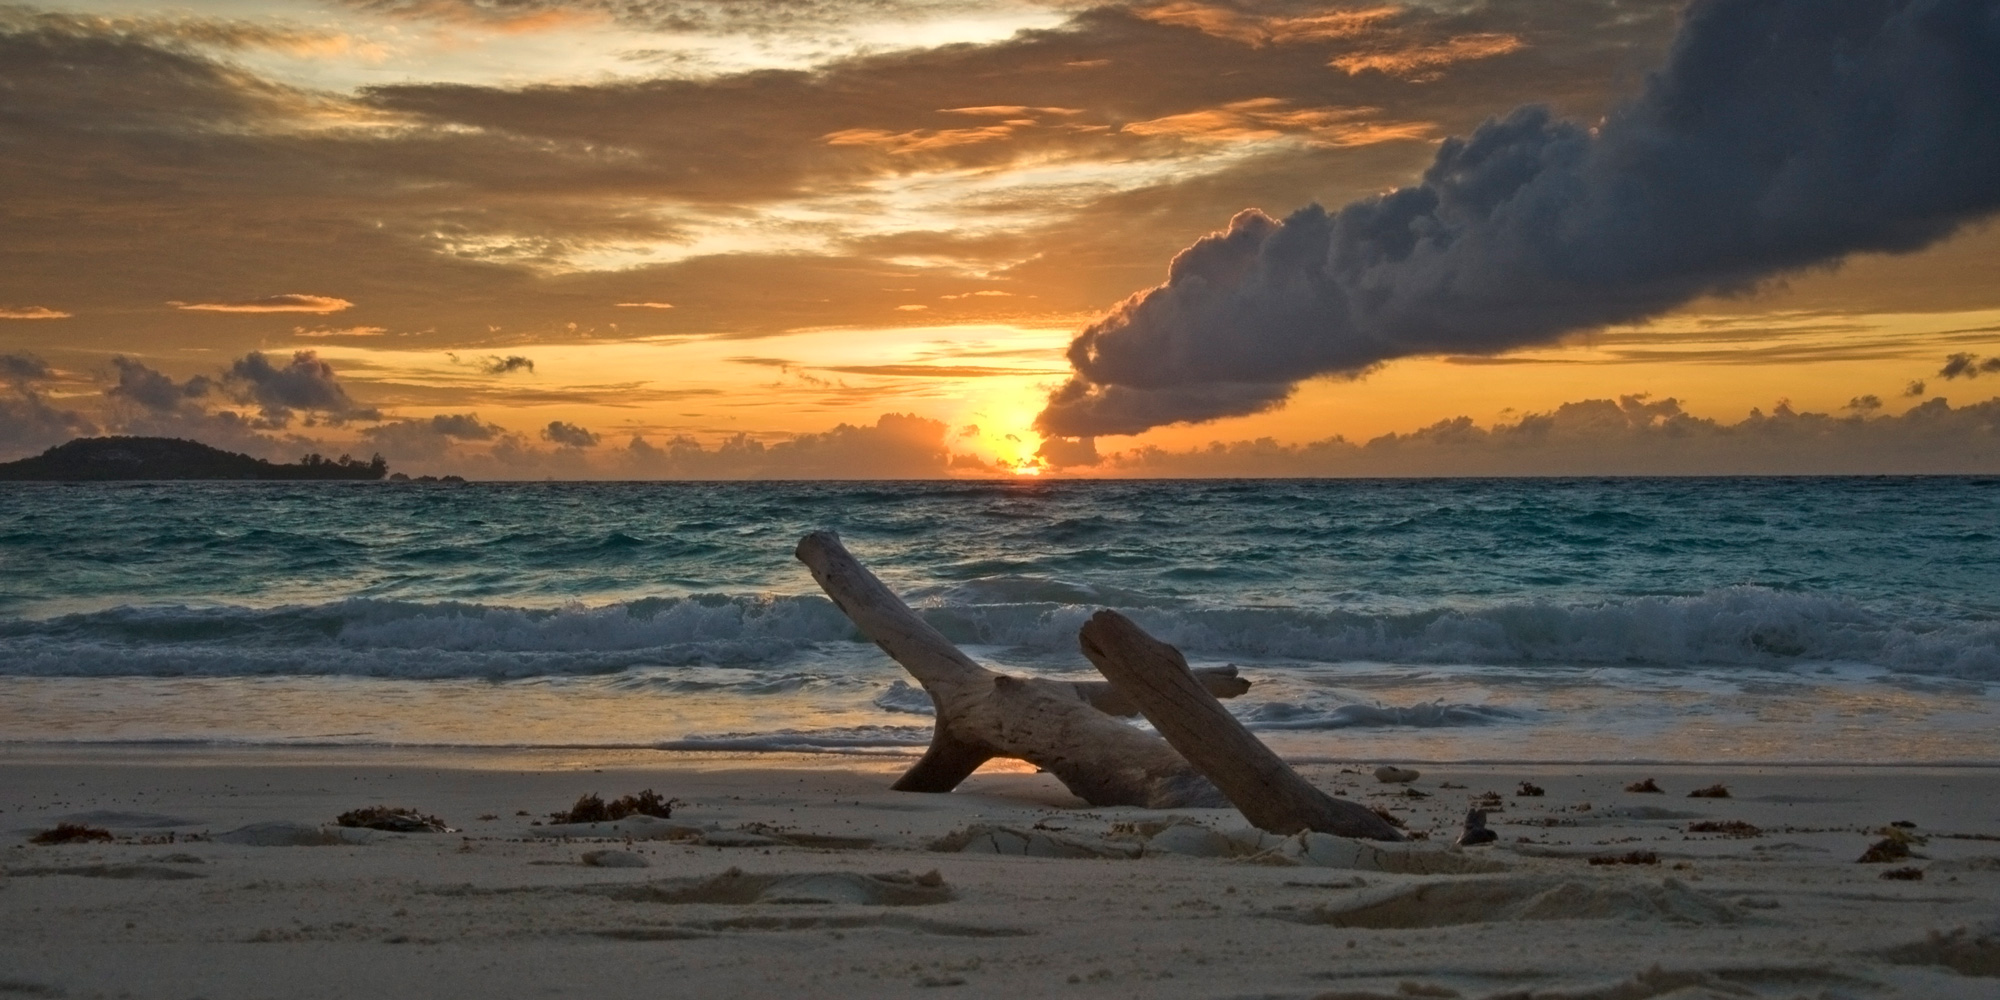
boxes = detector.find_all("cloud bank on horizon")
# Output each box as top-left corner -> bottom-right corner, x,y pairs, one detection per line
1038,0 -> 2000,439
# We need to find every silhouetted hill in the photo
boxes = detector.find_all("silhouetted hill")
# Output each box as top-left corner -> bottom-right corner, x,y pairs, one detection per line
0,437 -> 388,481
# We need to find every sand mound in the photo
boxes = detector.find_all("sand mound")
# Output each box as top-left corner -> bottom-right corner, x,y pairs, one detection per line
602,869 -> 951,906
1284,876 -> 1738,929
931,825 -> 1139,859
1881,920 -> 2000,976
213,821 -> 371,846
931,821 -> 1504,873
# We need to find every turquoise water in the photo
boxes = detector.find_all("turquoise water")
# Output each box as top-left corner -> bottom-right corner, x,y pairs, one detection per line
2,479 -> 1997,762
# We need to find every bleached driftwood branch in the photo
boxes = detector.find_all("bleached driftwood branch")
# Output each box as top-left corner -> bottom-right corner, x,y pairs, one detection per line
795,531 -> 1226,808
1079,609 -> 1403,841
797,532 -> 1398,842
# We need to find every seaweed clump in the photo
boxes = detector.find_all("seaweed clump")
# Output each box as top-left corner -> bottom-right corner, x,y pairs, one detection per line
31,823 -> 114,845
551,790 -> 679,824
1687,784 -> 1731,798
1686,820 -> 1762,838
1588,850 -> 1660,866
336,807 -> 450,832
1625,779 -> 1664,794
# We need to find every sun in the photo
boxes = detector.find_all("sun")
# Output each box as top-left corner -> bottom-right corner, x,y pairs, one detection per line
1009,461 -> 1043,476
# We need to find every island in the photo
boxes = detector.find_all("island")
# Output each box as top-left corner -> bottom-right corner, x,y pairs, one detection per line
0,437 -> 389,481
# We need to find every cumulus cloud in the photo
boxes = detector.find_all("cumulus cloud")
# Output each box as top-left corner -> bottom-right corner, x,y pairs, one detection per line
107,357 -> 213,412
1938,352 -> 2000,379
227,350 -> 378,423
1039,0 -> 2000,437
361,412 -> 504,461
481,355 -> 536,375
0,391 -> 96,457
620,412 -> 952,478
0,353 -> 52,382
173,294 -> 353,314
541,420 -> 599,448
1089,394 -> 2000,477
0,306 -> 70,320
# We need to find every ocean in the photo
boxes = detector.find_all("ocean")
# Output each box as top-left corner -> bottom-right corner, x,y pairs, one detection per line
2,478 -> 1996,764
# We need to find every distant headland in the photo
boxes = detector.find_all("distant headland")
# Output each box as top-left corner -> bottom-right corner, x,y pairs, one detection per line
0,437 -> 392,481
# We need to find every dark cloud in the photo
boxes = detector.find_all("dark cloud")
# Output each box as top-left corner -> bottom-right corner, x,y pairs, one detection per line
1905,379 -> 1929,396
227,351 -> 378,423
1038,0 -> 2000,437
0,353 -> 52,382
0,389 -> 96,456
1938,352 -> 2000,379
361,412 -> 505,460
107,356 -> 212,412
1090,393 -> 2000,476
1035,433 -> 1101,468
541,419 -> 600,447
480,355 -> 536,375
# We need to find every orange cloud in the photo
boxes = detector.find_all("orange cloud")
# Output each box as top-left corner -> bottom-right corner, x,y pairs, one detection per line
939,106 -> 1084,117
293,325 -> 387,337
615,301 -> 674,309
1123,99 -> 1432,146
0,306 -> 71,320
1138,3 -> 1401,47
821,364 -> 1064,377
823,124 -> 1024,155
1331,33 -> 1526,80
173,293 -> 353,314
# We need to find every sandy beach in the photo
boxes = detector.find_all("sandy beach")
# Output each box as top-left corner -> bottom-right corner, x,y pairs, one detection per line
3,747 -> 1996,999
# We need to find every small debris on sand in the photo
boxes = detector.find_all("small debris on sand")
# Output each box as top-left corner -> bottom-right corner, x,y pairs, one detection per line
30,824 -> 114,845
1858,837 -> 1913,863
1687,784 -> 1731,799
1398,787 -> 1430,799
1589,850 -> 1660,866
580,849 -> 650,868
1373,766 -> 1420,784
1368,806 -> 1406,829
1625,779 -> 1664,794
1456,809 -> 1497,847
550,790 -> 679,824
1686,820 -> 1762,838
1516,782 -> 1545,797
335,807 -> 450,833
1880,866 -> 1924,881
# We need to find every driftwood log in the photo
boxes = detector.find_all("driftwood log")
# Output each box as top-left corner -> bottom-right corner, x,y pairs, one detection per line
1079,609 -> 1403,841
797,531 -> 1224,807
796,531 -> 1400,840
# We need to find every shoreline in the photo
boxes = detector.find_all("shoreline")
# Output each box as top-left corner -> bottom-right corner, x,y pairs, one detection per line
12,742 -> 2000,770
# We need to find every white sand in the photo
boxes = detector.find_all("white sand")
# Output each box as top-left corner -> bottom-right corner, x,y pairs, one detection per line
3,747 -> 1998,998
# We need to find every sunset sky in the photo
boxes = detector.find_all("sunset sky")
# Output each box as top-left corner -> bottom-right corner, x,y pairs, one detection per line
3,0 -> 1997,477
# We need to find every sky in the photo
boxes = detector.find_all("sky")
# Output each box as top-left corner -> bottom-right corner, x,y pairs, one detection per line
2,0 -> 1997,477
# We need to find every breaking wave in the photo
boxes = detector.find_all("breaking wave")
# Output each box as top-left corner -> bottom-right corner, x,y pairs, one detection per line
0,585 -> 1993,680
